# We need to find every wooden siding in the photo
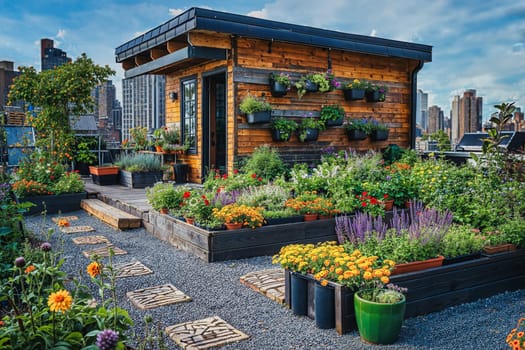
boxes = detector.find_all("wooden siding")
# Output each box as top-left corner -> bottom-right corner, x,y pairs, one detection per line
163,31 -> 419,181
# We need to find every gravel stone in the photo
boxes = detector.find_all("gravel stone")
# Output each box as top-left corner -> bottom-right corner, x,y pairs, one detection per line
24,210 -> 524,350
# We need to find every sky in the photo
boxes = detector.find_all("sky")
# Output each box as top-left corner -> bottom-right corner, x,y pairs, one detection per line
1,0 -> 524,121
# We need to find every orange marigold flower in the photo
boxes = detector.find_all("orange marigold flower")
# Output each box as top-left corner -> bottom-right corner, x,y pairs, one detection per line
47,289 -> 72,312
320,279 -> 328,287
518,332 -> 525,338
87,261 -> 102,278
380,276 -> 390,284
57,219 -> 70,227
25,265 -> 36,274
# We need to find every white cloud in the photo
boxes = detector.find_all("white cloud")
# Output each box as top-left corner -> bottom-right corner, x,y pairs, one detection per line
56,29 -> 66,39
370,29 -> 377,37
168,8 -> 184,16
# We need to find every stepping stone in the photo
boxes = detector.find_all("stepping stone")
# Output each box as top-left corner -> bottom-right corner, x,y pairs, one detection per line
240,268 -> 285,304
81,199 -> 141,230
82,245 -> 127,258
127,284 -> 191,310
115,260 -> 153,278
72,235 -> 110,245
52,215 -> 79,223
165,316 -> 249,350
61,225 -> 95,234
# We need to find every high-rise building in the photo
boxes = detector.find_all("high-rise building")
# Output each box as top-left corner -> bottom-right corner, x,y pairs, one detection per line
458,89 -> 483,136
94,80 -> 116,121
451,95 -> 460,145
416,89 -> 429,131
428,105 -> 444,134
0,60 -> 20,108
121,74 -> 165,141
514,108 -> 523,131
41,38 -> 71,71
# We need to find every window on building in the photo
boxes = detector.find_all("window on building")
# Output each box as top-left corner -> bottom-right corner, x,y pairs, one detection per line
182,79 -> 197,153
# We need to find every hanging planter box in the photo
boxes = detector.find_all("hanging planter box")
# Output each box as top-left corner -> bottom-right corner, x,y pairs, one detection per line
325,116 -> 344,127
343,89 -> 365,101
304,80 -> 319,92
21,192 -> 88,216
271,129 -> 292,142
370,129 -> 389,141
346,129 -> 368,141
269,79 -> 288,97
246,111 -> 271,124
119,170 -> 163,188
365,90 -> 381,102
299,128 -> 319,142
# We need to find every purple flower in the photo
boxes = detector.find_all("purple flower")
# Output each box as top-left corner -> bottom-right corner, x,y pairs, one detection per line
40,242 -> 52,252
96,329 -> 119,350
386,175 -> 392,181
14,257 -> 25,268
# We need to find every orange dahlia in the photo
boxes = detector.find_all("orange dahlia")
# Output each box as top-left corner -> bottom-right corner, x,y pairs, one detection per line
87,261 -> 102,278
25,265 -> 36,274
47,289 -> 72,312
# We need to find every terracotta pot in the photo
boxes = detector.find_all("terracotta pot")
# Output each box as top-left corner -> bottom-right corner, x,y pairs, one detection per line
303,213 -> 318,221
318,214 -> 332,220
392,255 -> 444,275
383,199 -> 394,211
160,208 -> 169,214
185,217 -> 195,225
225,222 -> 243,230
483,243 -> 517,254
155,145 -> 163,152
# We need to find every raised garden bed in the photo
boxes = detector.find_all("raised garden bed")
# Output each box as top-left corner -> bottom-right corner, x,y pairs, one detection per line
283,249 -> 525,335
20,192 -> 88,216
144,211 -> 338,262
119,170 -> 163,188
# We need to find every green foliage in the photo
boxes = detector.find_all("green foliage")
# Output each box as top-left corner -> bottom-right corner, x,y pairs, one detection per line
129,126 -> 148,151
343,118 -> 372,134
482,102 -> 515,155
74,139 -> 97,164
146,183 -> 189,211
242,145 -> 286,181
498,218 -> 525,248
297,117 -> 322,142
294,72 -> 330,98
319,104 -> 345,129
344,78 -> 368,90
270,117 -> 298,140
269,72 -> 291,86
51,172 -> 85,194
236,184 -> 291,211
441,225 -> 485,258
422,130 -> 451,151
115,153 -> 164,172
239,94 -> 272,114
8,54 -> 114,163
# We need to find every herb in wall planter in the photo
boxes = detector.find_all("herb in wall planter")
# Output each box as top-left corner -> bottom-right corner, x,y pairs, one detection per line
239,94 -> 272,124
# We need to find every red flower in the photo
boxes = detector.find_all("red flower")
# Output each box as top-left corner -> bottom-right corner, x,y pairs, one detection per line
361,202 -> 367,207
258,177 -> 262,182
222,174 -> 228,179
362,191 -> 368,196
233,169 -> 239,174
214,175 -> 220,179
201,195 -> 207,199
50,175 -> 55,180
183,191 -> 191,198
383,194 -> 389,199
370,198 -> 379,205
204,199 -> 210,206
251,173 -> 257,179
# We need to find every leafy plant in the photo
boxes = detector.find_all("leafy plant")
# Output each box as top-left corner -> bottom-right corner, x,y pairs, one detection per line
239,94 -> 272,114
441,225 -> 485,258
369,118 -> 389,132
297,117 -> 322,142
343,118 -> 372,134
294,72 -> 331,98
269,72 -> 292,87
344,78 -> 368,90
115,153 -> 164,172
319,104 -> 345,128
270,117 -> 298,140
146,182 -> 187,211
129,126 -> 149,151
74,140 -> 97,164
365,82 -> 388,101
51,172 -> 85,194
242,145 -> 286,181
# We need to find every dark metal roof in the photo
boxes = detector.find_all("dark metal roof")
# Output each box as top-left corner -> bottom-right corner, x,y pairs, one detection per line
455,131 -> 525,152
115,7 -> 432,63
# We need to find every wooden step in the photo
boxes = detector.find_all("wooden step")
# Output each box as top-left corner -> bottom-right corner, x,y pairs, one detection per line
80,199 -> 141,230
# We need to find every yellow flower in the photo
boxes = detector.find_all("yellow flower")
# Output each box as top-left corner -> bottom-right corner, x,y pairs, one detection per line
363,271 -> 373,280
380,276 -> 390,284
48,289 -> 73,312
320,279 -> 328,287
87,261 -> 102,278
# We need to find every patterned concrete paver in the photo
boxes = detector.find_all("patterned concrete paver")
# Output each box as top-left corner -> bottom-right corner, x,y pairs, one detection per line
52,215 -> 79,223
115,260 -> 153,278
60,225 -> 95,234
82,245 -> 127,258
165,316 -> 249,349
127,284 -> 191,310
239,268 -> 285,304
72,235 -> 110,245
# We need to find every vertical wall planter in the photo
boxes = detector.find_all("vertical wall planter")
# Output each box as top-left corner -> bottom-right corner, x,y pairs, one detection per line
304,80 -> 319,92
343,89 -> 365,101
365,90 -> 381,102
271,129 -> 292,142
325,116 -> 344,127
247,111 -> 271,124
299,128 -> 319,142
173,163 -> 189,183
119,170 -> 163,188
269,79 -> 288,97
346,129 -> 368,141
370,129 -> 389,141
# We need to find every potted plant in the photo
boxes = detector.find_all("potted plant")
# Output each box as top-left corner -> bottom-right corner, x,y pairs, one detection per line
270,117 -> 298,141
269,72 -> 291,97
354,284 -> 407,345
319,104 -> 345,127
294,72 -> 331,99
145,182 -> 184,214
365,82 -> 388,102
239,94 -> 272,124
212,203 -> 265,229
74,139 -> 97,175
297,117 -> 322,142
369,118 -> 389,141
89,164 -> 120,185
129,126 -> 149,151
114,153 -> 164,188
177,190 -> 213,224
342,79 -> 367,100
343,118 -> 371,140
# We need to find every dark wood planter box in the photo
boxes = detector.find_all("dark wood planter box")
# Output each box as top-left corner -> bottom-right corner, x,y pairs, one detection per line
145,211 -> 338,262
265,215 -> 303,226
269,79 -> 288,97
343,89 -> 365,101
443,251 -> 482,265
271,129 -> 292,142
247,111 -> 271,124
370,129 -> 389,141
21,192 -> 87,216
325,116 -> 344,127
92,174 -> 119,186
299,128 -> 319,142
119,170 -> 163,188
284,249 -> 525,335
365,90 -> 381,102
346,129 -> 368,141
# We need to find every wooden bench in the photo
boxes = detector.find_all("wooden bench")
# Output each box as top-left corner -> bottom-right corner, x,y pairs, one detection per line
80,199 -> 141,230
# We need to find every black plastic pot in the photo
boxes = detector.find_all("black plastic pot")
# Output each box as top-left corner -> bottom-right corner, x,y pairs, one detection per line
173,163 -> 189,183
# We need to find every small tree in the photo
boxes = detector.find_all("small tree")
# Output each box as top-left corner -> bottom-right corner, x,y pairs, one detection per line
8,53 -> 115,162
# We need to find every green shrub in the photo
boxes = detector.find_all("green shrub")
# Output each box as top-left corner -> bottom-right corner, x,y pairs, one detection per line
115,153 -> 163,172
242,145 -> 286,181
441,225 -> 485,258
51,172 -> 85,194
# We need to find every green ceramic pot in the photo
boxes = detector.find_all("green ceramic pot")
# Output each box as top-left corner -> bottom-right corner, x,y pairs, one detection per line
354,289 -> 406,345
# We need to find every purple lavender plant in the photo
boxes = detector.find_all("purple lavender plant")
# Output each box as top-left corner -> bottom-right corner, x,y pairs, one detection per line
335,212 -> 387,244
96,329 -> 119,350
212,189 -> 242,207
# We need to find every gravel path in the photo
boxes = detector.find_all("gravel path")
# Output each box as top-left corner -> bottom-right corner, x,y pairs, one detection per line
24,211 -> 523,350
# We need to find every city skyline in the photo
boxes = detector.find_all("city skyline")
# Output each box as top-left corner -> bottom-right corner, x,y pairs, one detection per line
1,1 -> 524,121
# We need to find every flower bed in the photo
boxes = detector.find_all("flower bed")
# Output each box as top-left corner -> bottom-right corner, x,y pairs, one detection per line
283,248 -> 525,335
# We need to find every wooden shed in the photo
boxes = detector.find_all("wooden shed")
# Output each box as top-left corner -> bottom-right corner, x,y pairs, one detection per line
115,7 -> 432,183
